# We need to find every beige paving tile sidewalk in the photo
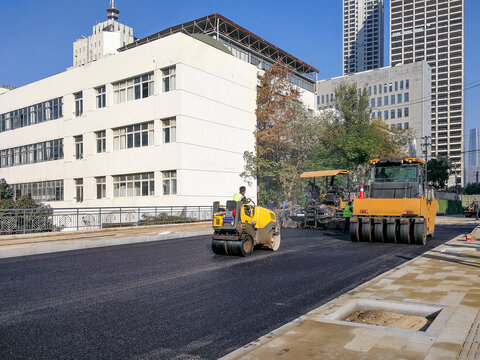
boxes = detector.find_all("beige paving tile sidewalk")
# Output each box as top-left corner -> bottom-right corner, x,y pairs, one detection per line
223,224 -> 480,360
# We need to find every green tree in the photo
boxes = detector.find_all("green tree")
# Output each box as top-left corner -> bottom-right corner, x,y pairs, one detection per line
315,83 -> 413,171
242,59 -> 321,203
427,157 -> 451,189
0,178 -> 13,200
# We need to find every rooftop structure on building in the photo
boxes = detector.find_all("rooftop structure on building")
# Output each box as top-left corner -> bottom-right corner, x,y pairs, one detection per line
317,62 -> 431,157
0,12 -> 316,208
119,13 -> 319,93
390,0 -> 464,186
342,0 -> 384,75
73,0 -> 135,68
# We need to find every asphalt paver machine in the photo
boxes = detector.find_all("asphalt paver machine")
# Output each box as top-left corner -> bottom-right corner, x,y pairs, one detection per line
299,170 -> 351,229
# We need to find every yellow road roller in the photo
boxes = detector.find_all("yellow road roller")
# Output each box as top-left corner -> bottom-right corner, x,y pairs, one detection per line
350,157 -> 438,245
212,199 -> 281,256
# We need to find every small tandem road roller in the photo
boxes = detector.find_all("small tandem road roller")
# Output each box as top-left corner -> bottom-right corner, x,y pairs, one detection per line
211,199 -> 281,256
350,157 -> 438,245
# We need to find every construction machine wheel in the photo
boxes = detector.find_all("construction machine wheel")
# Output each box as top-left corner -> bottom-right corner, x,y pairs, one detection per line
350,221 -> 360,242
361,221 -> 373,242
224,235 -> 255,257
373,222 -> 385,243
240,235 -> 254,256
385,222 -> 398,243
212,239 -> 228,255
413,222 -> 427,245
399,222 -> 412,244
266,230 -> 281,251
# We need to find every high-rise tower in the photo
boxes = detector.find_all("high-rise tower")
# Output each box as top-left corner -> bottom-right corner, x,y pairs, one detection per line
73,1 -> 134,68
342,0 -> 384,75
390,0 -> 464,186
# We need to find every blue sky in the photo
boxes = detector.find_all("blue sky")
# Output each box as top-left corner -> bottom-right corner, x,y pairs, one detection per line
0,0 -> 478,131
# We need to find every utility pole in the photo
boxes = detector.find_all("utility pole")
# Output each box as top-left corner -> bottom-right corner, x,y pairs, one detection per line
476,170 -> 479,186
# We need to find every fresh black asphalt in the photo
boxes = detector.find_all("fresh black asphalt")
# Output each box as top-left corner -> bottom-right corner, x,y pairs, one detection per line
0,222 -> 475,360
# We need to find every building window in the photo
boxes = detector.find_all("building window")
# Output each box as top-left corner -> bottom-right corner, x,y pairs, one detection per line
162,170 -> 177,195
400,80 -> 404,90
397,123 -> 402,130
75,178 -> 83,202
96,85 -> 106,108
377,111 -> 381,118
113,172 -> 154,197
406,79 -> 409,89
12,180 -> 64,202
162,66 -> 176,92
113,121 -> 154,150
404,92 -> 409,102
371,98 -> 375,108
384,110 -> 388,119
404,107 -> 409,117
75,135 -> 83,160
74,92 -> 83,117
404,122 -> 409,129
391,95 -> 395,105
389,83 -> 392,92
162,118 -> 176,143
373,85 -> 377,95
368,86 -> 372,96
96,177 -> 106,199
397,94 -> 402,104
384,84 -> 387,93
398,109 -> 402,118
391,124 -> 395,130
379,84 -> 382,94
391,109 -> 395,119
377,97 -> 382,106
395,81 -> 398,91
0,139 -> 63,168
96,130 -> 106,153
113,73 -> 154,104
0,97 -> 63,133
321,95 -> 324,104
384,96 -> 388,105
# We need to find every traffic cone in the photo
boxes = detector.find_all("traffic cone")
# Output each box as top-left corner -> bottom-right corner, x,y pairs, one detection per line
465,234 -> 472,242
359,184 -> 365,199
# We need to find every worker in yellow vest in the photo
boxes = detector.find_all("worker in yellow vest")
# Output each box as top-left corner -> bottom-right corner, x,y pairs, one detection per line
343,201 -> 353,232
233,186 -> 246,203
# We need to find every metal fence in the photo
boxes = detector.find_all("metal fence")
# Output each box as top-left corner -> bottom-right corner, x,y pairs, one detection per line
0,206 -> 213,235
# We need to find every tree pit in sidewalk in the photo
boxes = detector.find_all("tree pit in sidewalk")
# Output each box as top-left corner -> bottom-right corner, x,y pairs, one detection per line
343,310 -> 433,331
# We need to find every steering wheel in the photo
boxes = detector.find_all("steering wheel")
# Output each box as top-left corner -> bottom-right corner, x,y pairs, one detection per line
245,198 -> 256,207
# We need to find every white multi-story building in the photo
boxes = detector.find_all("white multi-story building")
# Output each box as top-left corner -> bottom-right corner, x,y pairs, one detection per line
317,62 -> 431,157
73,2 -> 134,68
0,13 -> 318,208
390,0 -> 464,185
343,0 -> 384,75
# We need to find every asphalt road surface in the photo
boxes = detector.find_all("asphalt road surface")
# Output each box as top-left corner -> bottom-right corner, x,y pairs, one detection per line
0,222 -> 475,360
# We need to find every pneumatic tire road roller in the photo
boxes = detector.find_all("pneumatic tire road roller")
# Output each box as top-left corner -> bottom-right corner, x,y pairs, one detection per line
350,157 -> 439,245
211,199 -> 281,256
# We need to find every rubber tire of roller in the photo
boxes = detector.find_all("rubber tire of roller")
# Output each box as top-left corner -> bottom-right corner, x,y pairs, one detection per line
413,222 -> 427,245
350,221 -> 360,242
399,222 -> 411,244
211,239 -> 228,255
361,221 -> 373,242
373,222 -> 385,242
385,222 -> 397,243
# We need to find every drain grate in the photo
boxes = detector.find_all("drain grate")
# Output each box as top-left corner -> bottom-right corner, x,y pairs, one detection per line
457,313 -> 480,360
